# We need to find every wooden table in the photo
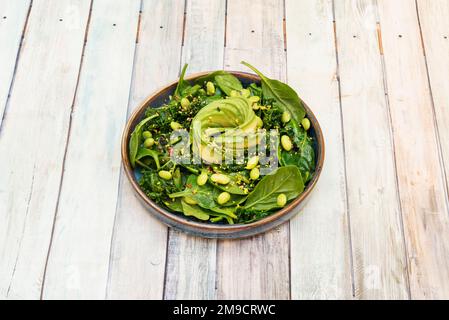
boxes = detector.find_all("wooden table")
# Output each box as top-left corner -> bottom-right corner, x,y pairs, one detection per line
1,0 -> 449,300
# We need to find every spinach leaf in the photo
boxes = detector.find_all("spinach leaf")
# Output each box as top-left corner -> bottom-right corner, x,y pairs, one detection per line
194,70 -> 229,85
173,64 -> 190,101
129,114 -> 158,168
181,200 -> 210,221
169,175 -> 237,219
241,61 -> 306,122
281,143 -> 315,183
136,147 -> 160,169
163,198 -> 183,213
281,119 -> 315,182
244,166 -> 304,211
215,73 -> 243,96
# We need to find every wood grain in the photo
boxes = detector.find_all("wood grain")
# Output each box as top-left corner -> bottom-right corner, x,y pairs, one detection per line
106,0 -> 185,300
417,0 -> 449,226
42,0 -> 140,299
334,0 -> 409,299
163,0 -> 226,300
0,0 -> 91,299
378,0 -> 449,299
0,0 -> 30,127
216,0 -> 290,300
285,0 -> 352,299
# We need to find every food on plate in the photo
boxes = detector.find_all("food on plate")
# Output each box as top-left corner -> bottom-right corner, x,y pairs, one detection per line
128,61 -> 316,224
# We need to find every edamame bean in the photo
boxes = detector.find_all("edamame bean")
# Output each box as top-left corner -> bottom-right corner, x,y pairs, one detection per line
142,131 -> 152,139
143,137 -> 155,148
252,104 -> 260,110
250,167 -> 260,180
217,192 -> 231,205
246,155 -> 259,170
199,88 -> 206,95
158,170 -> 172,180
301,118 -> 311,131
240,88 -> 250,98
281,135 -> 293,151
206,81 -> 215,95
230,90 -> 239,97
277,193 -> 287,207
281,111 -> 291,123
170,121 -> 182,130
183,196 -> 198,205
197,172 -> 208,186
180,97 -> 190,109
248,96 -> 260,104
210,173 -> 230,185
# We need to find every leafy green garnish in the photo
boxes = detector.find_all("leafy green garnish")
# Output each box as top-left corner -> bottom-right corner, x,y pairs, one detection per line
181,200 -> 210,221
173,64 -> 190,101
215,73 -> 243,96
241,61 -> 306,122
129,114 -> 158,168
244,166 -> 304,211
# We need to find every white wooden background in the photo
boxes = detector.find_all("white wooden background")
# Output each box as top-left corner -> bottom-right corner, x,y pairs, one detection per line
1,0 -> 449,300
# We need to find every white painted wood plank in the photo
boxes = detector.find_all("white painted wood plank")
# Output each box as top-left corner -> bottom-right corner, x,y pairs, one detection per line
164,0 -> 226,300
378,0 -> 449,299
285,0 -> 352,299
0,0 -> 30,127
106,0 -> 185,300
0,0 -> 91,299
217,0 -> 290,300
417,0 -> 449,232
334,0 -> 408,299
42,0 -> 140,299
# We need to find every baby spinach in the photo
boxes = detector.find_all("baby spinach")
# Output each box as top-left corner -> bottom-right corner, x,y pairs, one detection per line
280,119 -> 315,182
194,70 -> 229,85
136,148 -> 160,169
281,141 -> 315,183
169,175 -> 237,219
163,198 -> 183,213
215,73 -> 243,96
181,200 -> 210,221
244,166 -> 304,211
173,64 -> 190,101
129,114 -> 158,168
241,61 -> 306,122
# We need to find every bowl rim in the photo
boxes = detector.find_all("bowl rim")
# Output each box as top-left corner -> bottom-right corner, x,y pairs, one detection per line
121,70 -> 325,235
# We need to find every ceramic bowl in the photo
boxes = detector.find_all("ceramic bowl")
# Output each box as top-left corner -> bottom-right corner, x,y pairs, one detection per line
121,71 -> 324,238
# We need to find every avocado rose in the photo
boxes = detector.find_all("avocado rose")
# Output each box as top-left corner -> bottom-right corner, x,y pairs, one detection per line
191,96 -> 263,163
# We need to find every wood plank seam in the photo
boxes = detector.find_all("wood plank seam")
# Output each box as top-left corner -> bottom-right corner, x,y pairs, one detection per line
6,162 -> 36,297
0,0 -> 33,131
39,0 -> 95,299
135,8 -> 142,44
414,0 -> 449,213
224,0 -> 227,47
282,0 -> 291,301
370,1 -> 412,299
105,0 -> 145,299
2,1 -> 34,297
181,0 -> 187,47
331,0 -> 355,298
375,0 -> 449,298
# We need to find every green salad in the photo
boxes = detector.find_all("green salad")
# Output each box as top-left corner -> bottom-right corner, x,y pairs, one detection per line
129,61 -> 315,224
